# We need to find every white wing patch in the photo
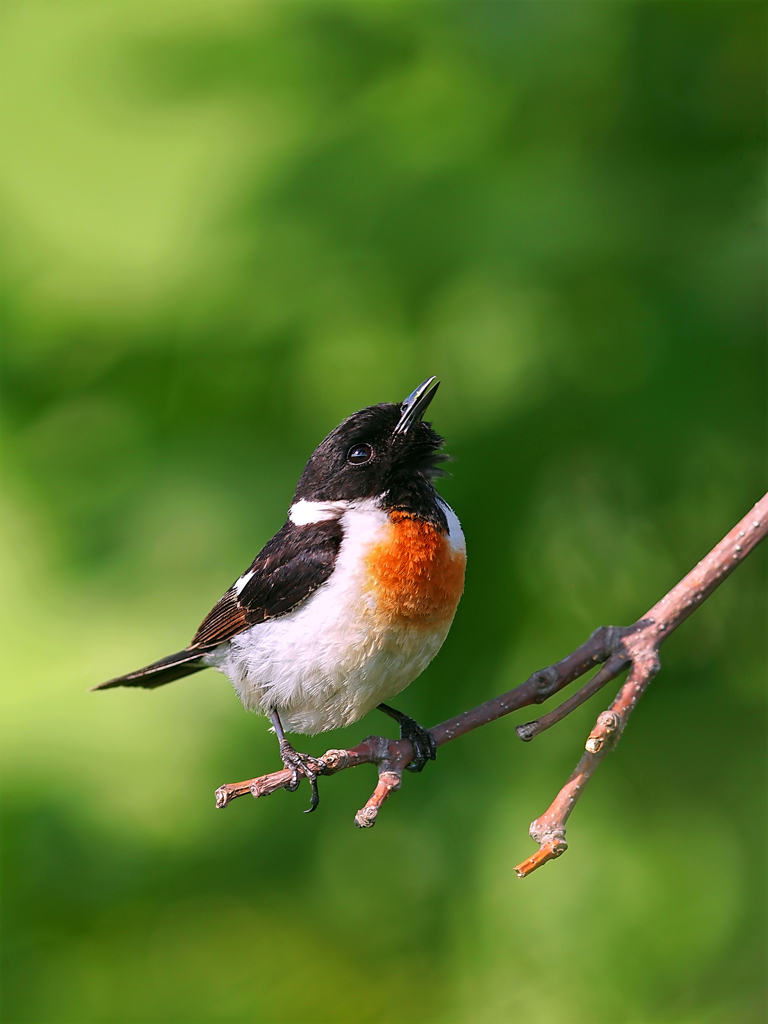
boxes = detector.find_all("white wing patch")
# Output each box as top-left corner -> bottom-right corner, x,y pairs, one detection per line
233,570 -> 255,596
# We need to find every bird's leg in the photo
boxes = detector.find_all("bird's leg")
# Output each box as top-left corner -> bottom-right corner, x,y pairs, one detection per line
269,710 -> 324,813
377,704 -> 437,773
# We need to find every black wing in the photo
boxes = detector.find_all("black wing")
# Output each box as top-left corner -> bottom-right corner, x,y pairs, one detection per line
190,518 -> 343,650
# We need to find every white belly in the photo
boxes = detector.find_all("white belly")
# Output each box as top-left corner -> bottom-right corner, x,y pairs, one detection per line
203,499 -> 464,735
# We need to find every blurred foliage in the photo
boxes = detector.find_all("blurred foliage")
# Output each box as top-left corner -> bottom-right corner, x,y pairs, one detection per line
0,2 -> 765,1022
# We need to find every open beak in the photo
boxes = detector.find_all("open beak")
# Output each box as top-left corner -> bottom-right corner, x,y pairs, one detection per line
393,376 -> 440,436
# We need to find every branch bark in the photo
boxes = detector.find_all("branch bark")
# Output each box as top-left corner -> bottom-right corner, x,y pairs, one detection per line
215,493 -> 768,875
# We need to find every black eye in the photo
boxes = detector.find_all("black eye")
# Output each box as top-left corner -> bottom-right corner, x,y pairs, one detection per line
347,443 -> 373,465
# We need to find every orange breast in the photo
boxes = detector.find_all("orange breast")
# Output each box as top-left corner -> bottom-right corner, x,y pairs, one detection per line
365,512 -> 466,628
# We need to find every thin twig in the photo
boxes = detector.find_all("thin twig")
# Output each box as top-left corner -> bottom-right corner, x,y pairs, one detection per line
515,654 -> 627,742
214,493 -> 768,871
516,491 -> 768,876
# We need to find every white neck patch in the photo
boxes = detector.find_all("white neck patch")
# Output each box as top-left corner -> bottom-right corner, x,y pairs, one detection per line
289,499 -> 349,526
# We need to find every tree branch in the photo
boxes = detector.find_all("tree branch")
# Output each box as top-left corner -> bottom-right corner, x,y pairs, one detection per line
214,493 -> 768,872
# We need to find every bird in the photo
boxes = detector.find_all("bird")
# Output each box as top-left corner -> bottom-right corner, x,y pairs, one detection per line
94,377 -> 466,812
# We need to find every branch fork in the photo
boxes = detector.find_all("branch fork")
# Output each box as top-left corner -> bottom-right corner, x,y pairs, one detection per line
214,494 -> 768,877
215,733 -> 416,828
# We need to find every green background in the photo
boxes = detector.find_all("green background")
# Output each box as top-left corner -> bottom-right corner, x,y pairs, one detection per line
1,2 -> 765,1022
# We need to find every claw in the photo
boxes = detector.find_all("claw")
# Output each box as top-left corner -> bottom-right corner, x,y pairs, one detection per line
279,740 -> 324,812
305,772 -> 320,813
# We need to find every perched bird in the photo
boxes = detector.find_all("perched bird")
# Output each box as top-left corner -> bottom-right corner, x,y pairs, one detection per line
95,378 -> 466,811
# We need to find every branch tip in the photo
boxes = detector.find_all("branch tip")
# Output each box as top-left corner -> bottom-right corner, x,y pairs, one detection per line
355,807 -> 378,828
321,749 -> 349,773
515,837 -> 568,878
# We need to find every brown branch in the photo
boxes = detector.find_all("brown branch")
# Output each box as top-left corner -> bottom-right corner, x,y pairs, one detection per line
214,493 -> 768,868
514,654 -> 627,742
516,491 -> 768,876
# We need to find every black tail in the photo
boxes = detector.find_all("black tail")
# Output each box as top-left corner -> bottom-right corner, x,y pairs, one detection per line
92,649 -> 205,691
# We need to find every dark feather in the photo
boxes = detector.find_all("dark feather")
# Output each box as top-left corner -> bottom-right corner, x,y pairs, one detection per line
188,590 -> 250,647
92,649 -> 204,690
94,519 -> 343,691
191,518 -> 343,649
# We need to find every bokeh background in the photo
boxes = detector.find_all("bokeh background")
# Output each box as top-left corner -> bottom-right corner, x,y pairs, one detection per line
1,2 -> 765,1022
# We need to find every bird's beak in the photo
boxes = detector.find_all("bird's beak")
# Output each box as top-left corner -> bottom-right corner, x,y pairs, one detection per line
393,376 -> 440,435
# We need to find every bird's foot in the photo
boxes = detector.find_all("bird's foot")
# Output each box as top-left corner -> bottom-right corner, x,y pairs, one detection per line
279,740 -> 325,812
377,704 -> 436,773
399,716 -> 437,773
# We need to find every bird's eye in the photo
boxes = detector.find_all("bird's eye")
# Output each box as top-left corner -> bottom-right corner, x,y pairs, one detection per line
347,443 -> 373,465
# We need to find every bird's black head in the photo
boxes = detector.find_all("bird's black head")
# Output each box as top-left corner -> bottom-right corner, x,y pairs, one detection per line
293,378 -> 448,521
